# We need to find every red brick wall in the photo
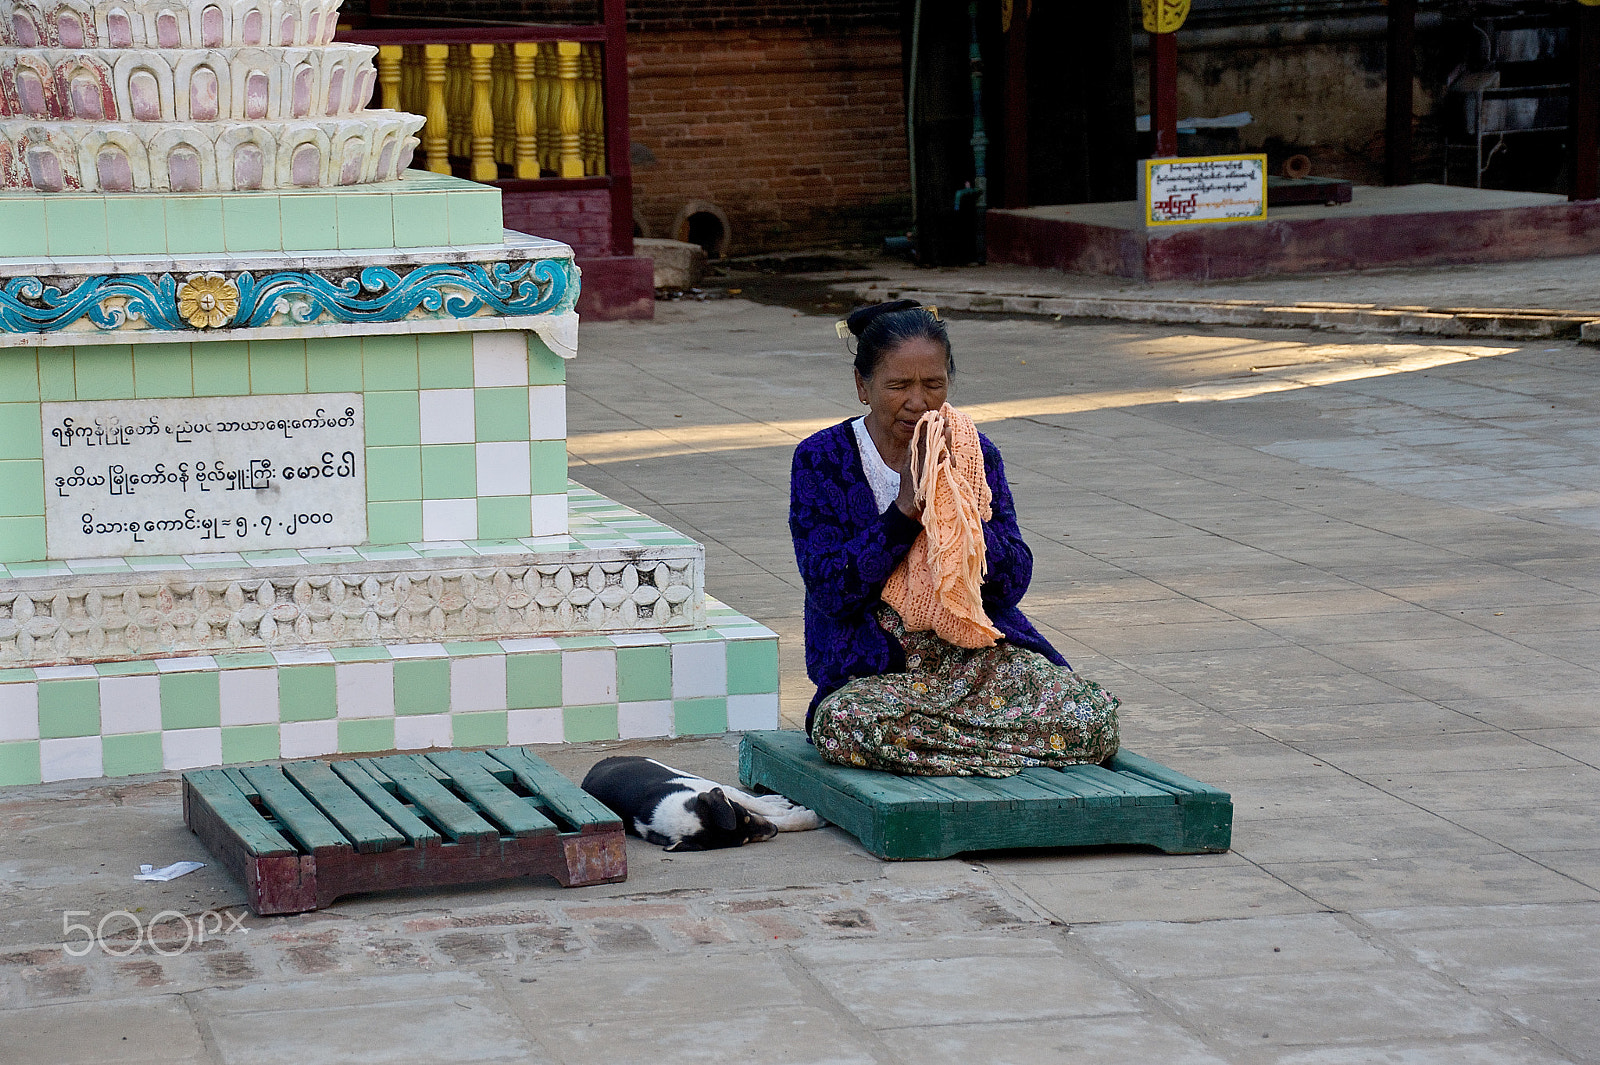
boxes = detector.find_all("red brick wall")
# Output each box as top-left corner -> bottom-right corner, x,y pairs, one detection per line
501,188 -> 613,257
352,1 -> 910,253
628,26 -> 908,253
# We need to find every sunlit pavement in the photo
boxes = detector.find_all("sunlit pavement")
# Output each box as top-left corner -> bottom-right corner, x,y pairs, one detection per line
2,300 -> 1596,1064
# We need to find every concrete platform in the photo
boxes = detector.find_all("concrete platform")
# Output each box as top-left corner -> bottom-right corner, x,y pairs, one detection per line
572,255 -> 656,322
988,184 -> 1600,281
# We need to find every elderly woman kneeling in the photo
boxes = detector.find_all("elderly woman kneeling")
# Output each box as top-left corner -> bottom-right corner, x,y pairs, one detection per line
789,301 -> 1120,777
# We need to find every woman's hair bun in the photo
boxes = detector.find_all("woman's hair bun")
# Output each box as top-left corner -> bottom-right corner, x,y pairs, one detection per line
845,299 -> 953,380
846,299 -> 924,338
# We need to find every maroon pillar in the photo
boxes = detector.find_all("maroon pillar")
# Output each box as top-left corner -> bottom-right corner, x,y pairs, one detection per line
1149,31 -> 1178,157
1385,0 -> 1415,186
1571,4 -> 1600,201
602,0 -> 634,255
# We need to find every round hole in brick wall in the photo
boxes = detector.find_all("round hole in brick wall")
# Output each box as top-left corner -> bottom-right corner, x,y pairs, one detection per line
672,200 -> 730,259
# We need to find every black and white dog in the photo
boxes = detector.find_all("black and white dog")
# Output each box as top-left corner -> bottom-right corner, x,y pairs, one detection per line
581,756 -> 824,851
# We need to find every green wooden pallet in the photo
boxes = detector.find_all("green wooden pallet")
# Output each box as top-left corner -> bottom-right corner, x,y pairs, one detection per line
739,730 -> 1231,860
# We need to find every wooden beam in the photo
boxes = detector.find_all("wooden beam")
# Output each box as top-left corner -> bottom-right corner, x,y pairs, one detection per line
602,0 -> 634,255
1384,0 -> 1415,186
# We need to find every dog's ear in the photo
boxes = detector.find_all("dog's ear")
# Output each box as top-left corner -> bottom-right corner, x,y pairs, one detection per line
700,788 -> 739,832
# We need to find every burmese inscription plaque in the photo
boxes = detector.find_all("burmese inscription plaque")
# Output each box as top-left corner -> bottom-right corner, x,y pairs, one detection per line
42,395 -> 367,558
1142,153 -> 1267,226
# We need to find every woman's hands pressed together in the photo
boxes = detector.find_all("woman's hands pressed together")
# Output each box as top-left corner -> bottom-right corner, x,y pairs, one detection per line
893,412 -> 955,520
894,430 -> 923,518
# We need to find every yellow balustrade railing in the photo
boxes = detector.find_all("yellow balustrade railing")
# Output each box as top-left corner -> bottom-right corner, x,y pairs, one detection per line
375,39 -> 606,180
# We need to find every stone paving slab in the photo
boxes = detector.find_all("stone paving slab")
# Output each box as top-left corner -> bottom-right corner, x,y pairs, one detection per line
1076,912 -> 1395,978
496,951 -> 803,1021
0,996 -> 210,1065
1260,853 -> 1599,911
1150,968 -> 1511,1048
993,864 -> 1324,925
535,1006 -> 880,1065
885,1015 -> 1235,1065
793,935 -> 1142,1027
1393,922 -> 1600,995
1524,850 -> 1600,893
1233,808 -> 1510,864
196,973 -> 542,1065
1276,1042 -> 1579,1065
1502,994 -> 1600,1064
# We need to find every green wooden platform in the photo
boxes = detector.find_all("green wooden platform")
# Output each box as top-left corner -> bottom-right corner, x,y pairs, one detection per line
184,747 -> 626,915
738,730 -> 1232,860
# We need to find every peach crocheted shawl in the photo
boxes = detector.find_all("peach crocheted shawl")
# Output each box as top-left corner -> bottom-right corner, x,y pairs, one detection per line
882,403 -> 1004,648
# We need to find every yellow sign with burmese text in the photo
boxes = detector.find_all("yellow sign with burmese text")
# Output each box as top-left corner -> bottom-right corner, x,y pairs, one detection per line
1142,154 -> 1267,227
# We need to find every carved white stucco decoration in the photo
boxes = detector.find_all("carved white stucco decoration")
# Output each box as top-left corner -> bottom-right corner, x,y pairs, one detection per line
533,310 -> 578,361
0,554 -> 705,666
0,0 -> 423,190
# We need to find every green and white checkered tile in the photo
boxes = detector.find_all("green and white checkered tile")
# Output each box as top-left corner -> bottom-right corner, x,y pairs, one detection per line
0,602 -> 777,786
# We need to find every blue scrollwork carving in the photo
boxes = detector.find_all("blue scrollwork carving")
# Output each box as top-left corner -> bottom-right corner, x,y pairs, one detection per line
0,257 -> 575,335
0,273 -> 189,332
233,259 -> 571,328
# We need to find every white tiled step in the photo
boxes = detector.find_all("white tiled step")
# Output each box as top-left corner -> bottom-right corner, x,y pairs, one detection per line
0,601 -> 778,786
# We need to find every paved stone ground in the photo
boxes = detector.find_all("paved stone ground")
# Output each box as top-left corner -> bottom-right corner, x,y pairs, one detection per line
2,298 -> 1599,1063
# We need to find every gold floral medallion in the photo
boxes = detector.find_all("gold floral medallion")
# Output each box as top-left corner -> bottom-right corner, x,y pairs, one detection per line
176,273 -> 240,329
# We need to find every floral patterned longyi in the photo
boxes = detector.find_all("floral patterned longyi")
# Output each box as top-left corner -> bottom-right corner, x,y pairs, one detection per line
811,604 -> 1121,778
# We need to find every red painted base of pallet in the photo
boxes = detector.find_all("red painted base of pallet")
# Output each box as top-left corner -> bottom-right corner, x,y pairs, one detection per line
184,748 -> 626,915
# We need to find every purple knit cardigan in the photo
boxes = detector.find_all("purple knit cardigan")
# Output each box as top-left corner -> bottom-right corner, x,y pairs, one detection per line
789,418 -> 1067,731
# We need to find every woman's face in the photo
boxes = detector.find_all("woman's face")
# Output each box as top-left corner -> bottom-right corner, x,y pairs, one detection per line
856,336 -> 950,448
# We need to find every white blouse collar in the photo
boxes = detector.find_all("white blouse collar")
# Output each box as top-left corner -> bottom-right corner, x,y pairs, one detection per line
852,416 -> 901,513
